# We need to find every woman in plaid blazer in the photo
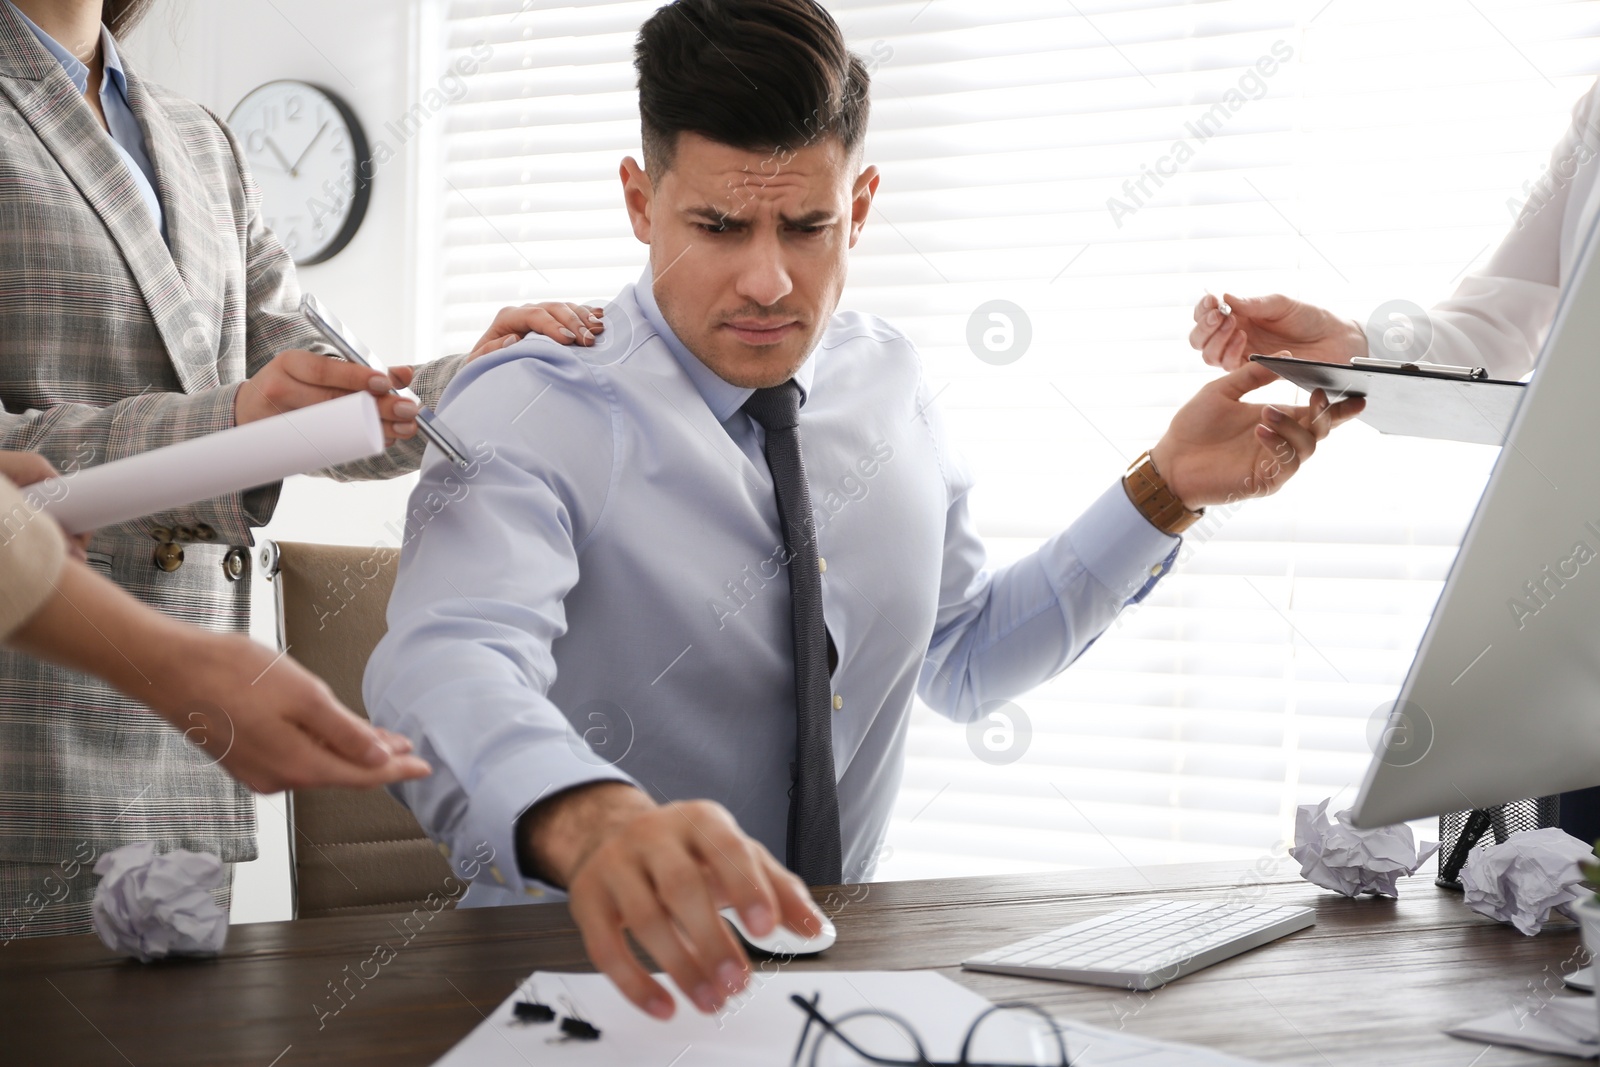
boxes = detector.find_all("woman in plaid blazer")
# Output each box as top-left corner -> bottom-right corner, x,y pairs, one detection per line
0,0 -> 596,937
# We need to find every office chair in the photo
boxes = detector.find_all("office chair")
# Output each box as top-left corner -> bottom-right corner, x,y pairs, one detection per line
261,540 -> 456,918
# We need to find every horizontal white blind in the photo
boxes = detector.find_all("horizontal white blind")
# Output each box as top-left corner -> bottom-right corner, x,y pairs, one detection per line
432,0 -> 1600,880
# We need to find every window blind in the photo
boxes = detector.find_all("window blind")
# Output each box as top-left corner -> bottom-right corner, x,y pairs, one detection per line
430,0 -> 1600,880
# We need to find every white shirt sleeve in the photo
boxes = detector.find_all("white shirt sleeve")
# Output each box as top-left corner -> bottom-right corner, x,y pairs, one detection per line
1416,79 -> 1600,380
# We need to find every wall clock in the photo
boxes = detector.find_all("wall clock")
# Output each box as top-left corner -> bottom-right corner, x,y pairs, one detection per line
228,80 -> 372,266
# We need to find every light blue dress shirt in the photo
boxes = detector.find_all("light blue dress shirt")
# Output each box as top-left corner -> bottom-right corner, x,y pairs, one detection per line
7,2 -> 165,239
364,268 -> 1180,905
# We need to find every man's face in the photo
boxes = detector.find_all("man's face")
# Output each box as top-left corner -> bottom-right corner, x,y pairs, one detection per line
620,132 -> 879,389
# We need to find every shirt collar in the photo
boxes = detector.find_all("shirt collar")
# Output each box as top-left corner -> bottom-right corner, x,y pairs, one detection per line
5,3 -> 124,100
632,264 -> 816,425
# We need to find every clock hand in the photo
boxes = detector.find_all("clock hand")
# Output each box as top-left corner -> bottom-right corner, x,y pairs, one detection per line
288,121 -> 331,179
262,135 -> 294,175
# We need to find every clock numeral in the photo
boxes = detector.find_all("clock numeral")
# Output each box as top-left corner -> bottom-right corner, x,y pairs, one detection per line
228,81 -> 369,265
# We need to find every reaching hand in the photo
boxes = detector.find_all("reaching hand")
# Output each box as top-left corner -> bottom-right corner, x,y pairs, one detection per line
1189,293 -> 1368,370
167,632 -> 433,793
1149,360 -> 1366,509
519,782 -> 825,1020
6,558 -> 433,793
469,302 -> 606,358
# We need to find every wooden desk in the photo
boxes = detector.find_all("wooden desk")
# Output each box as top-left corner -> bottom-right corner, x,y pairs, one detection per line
1,859 -> 1587,1065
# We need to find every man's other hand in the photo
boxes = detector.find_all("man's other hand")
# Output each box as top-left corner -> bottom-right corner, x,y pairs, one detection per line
1190,293 -> 1368,370
1149,360 -> 1366,509
519,781 -> 825,1020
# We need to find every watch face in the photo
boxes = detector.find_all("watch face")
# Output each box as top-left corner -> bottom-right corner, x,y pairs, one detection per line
227,81 -> 371,265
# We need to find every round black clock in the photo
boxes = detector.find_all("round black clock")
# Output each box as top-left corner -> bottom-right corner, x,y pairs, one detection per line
228,81 -> 372,266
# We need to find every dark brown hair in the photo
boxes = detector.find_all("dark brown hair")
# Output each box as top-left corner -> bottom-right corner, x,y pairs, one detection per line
633,0 -> 870,174
103,0 -> 153,37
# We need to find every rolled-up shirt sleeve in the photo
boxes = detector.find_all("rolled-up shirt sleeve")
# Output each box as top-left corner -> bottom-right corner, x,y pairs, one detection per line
363,343 -> 634,902
0,475 -> 66,642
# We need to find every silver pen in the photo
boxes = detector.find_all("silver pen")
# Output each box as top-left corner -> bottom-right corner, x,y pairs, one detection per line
1351,356 -> 1488,380
301,293 -> 473,468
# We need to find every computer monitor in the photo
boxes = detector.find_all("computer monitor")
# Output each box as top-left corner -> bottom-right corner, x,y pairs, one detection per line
1349,210 -> 1600,830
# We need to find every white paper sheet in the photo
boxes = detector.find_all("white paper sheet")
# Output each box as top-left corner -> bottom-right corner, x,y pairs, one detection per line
433,970 -> 1271,1066
37,391 -> 384,534
1448,996 -> 1600,1059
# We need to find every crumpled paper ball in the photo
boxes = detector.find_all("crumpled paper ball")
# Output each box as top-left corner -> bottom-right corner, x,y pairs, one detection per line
1289,798 -> 1440,898
91,842 -> 228,962
1460,827 -> 1594,936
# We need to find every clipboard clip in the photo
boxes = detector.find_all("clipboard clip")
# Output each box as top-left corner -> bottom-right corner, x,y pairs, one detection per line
1351,356 -> 1489,381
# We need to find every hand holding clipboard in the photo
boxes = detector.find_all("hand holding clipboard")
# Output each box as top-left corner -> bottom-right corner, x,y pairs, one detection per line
1251,353 -> 1525,446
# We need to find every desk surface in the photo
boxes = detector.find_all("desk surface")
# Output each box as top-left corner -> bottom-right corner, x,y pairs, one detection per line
1,859 -> 1586,1066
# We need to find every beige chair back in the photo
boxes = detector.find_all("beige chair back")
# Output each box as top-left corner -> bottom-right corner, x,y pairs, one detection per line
263,540 -> 455,919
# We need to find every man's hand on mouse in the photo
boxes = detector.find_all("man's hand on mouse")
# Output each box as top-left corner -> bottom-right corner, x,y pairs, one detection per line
517,781 -> 825,1020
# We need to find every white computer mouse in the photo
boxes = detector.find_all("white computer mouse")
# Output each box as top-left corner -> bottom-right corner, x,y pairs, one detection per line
720,906 -> 836,956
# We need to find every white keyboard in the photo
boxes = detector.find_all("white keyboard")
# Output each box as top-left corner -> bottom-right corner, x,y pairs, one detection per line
962,898 -> 1315,991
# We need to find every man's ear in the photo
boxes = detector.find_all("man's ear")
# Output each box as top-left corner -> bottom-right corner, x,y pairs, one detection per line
848,164 -> 880,248
620,157 -> 654,244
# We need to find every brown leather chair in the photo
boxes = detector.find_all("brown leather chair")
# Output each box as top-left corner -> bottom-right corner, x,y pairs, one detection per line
261,540 -> 455,918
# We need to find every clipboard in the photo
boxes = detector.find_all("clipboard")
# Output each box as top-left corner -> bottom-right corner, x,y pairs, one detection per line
1250,353 -> 1526,446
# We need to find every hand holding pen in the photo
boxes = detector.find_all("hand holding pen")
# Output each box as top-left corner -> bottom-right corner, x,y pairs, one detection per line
1190,291 -> 1369,371
234,348 -> 422,446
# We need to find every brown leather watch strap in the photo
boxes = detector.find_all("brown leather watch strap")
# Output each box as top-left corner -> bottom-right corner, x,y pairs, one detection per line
1123,450 -> 1204,535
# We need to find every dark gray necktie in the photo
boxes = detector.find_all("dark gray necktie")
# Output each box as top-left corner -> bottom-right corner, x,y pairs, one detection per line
741,380 -> 843,886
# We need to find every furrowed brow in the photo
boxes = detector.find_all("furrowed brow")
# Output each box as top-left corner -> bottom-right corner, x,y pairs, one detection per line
781,210 -> 837,228
684,204 -> 743,226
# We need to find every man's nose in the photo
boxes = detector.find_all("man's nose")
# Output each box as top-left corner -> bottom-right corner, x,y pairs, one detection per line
734,237 -> 794,309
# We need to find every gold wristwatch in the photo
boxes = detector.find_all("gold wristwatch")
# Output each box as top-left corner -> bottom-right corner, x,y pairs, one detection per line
1123,450 -> 1204,535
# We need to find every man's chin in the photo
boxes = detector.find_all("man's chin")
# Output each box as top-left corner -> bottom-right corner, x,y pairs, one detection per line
696,339 -> 812,389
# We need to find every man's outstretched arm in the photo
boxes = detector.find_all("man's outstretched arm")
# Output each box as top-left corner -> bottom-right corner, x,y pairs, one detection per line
921,363 -> 1364,718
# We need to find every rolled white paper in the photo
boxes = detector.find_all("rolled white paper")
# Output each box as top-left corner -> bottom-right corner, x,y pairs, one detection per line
38,391 -> 385,535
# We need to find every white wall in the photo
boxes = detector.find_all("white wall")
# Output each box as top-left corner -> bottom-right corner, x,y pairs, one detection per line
124,0 -> 439,923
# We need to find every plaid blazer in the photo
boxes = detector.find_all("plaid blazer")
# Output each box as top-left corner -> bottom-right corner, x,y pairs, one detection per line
0,4 -> 464,868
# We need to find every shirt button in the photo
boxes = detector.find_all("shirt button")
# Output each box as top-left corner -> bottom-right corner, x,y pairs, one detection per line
832,694 -> 843,711
818,557 -> 827,573
152,542 -> 184,572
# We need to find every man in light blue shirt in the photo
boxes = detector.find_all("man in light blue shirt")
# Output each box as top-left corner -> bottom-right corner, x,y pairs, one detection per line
6,0 -> 164,239
365,0 -> 1363,1024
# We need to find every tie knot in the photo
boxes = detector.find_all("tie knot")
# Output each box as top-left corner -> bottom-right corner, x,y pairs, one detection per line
741,380 -> 803,431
